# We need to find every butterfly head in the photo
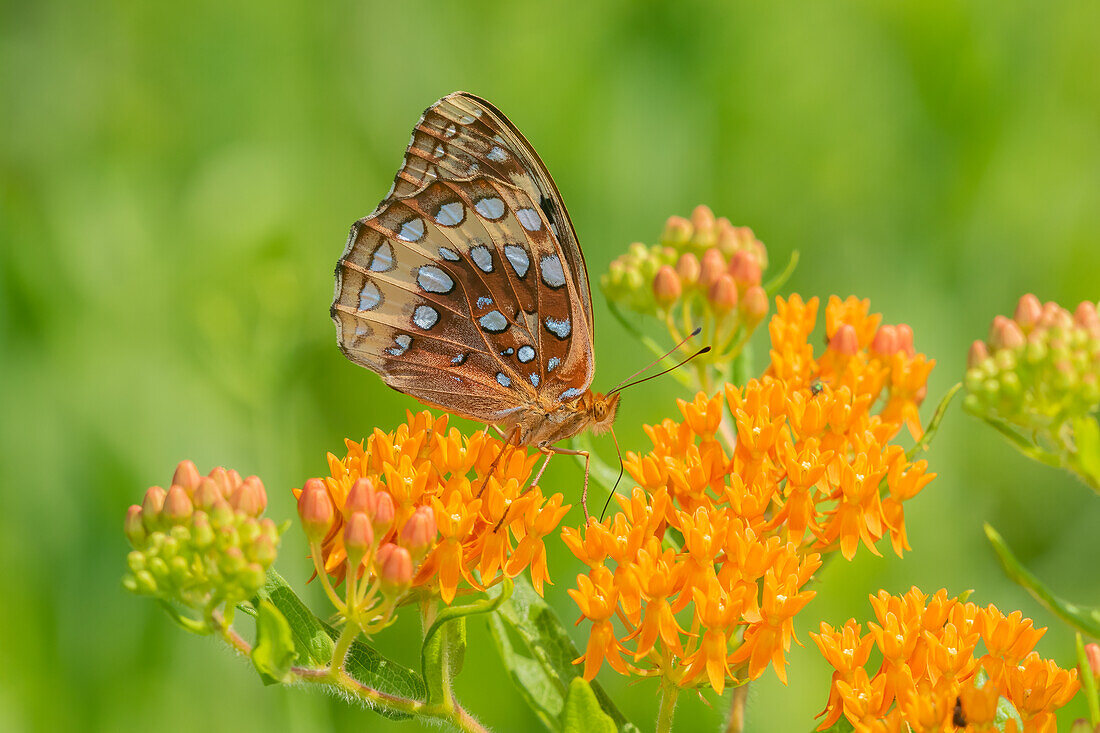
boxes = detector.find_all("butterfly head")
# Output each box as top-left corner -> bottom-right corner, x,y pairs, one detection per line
587,391 -> 621,435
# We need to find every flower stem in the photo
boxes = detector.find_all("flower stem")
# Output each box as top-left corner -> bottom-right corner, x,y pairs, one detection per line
724,683 -> 749,733
656,682 -> 680,733
330,620 -> 359,672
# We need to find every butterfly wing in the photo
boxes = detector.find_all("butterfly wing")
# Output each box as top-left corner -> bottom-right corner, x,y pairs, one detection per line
331,92 -> 595,425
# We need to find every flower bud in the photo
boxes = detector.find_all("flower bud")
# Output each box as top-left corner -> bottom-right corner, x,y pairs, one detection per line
728,250 -> 761,289
297,478 -> 334,542
192,477 -> 223,511
990,315 -> 1025,351
124,505 -> 146,547
828,324 -> 860,356
208,466 -> 233,497
740,286 -> 769,327
1084,642 -> 1100,680
142,486 -> 166,527
344,511 -> 375,570
251,535 -> 278,566
1075,301 -> 1100,339
690,205 -> 716,246
698,248 -> 726,290
369,490 -> 396,536
230,476 -> 266,517
967,340 -> 990,370
191,511 -> 215,548
375,543 -> 413,593
895,324 -> 915,356
675,252 -> 701,285
661,215 -> 692,245
652,265 -> 682,306
871,325 -> 898,357
172,460 -> 202,493
345,477 -> 374,515
707,274 -> 738,315
162,486 -> 194,524
1015,293 -> 1042,332
400,506 -> 437,561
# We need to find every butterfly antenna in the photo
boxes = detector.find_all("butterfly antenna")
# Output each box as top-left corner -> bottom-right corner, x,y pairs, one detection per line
599,426 -> 626,522
609,327 -> 703,393
609,345 -> 712,396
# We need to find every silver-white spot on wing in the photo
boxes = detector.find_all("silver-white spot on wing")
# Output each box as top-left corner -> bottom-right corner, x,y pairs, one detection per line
435,201 -> 464,227
433,144 -> 445,159
397,218 -> 425,243
458,114 -> 476,125
561,387 -> 583,400
496,372 -> 511,387
515,208 -> 542,232
517,345 -> 535,363
358,281 -> 382,311
474,197 -> 505,220
387,334 -> 412,356
444,123 -> 457,138
539,254 -> 566,288
487,146 -> 508,162
479,310 -> 508,333
413,305 -> 439,330
370,241 -> 396,272
439,247 -> 461,262
547,356 -> 560,371
504,244 -> 530,278
545,317 -> 571,339
530,373 -> 540,387
451,353 -> 466,365
470,245 -> 493,273
477,296 -> 493,309
417,265 -> 454,294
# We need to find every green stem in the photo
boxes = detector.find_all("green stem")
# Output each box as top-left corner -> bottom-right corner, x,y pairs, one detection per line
1077,633 -> 1100,726
724,683 -> 749,733
330,620 -> 359,672
656,682 -> 680,733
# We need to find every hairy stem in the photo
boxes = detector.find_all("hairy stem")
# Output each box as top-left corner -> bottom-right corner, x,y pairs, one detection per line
656,682 -> 681,733
724,683 -> 749,733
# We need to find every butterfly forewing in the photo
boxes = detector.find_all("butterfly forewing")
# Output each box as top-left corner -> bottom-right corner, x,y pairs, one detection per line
332,92 -> 595,426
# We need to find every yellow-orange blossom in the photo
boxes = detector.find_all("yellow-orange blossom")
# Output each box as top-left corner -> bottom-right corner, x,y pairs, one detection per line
565,295 -> 937,692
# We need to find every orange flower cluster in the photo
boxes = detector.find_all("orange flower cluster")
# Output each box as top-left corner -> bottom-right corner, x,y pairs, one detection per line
300,411 -> 570,604
812,588 -> 1079,732
564,295 -> 936,693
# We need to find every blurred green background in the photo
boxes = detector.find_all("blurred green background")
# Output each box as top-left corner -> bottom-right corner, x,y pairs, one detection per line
3,1 -> 1099,730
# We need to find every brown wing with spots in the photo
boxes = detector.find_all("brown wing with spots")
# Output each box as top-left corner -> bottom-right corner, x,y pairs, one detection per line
331,92 -> 596,424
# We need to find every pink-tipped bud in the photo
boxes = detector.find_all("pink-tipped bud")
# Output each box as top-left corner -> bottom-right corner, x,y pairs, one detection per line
675,252 -> 701,285
690,205 -> 716,245
740,285 -> 769,327
400,506 -> 437,560
1015,293 -> 1042,331
251,535 -> 278,566
192,477 -> 223,511
1075,301 -> 1100,339
661,215 -> 692,245
967,340 -> 990,369
343,511 -> 375,570
142,486 -> 167,522
297,478 -> 334,542
871,325 -> 899,357
208,467 -> 233,497
895,324 -> 915,356
728,250 -> 761,289
226,469 -> 243,491
698,248 -> 726,290
652,265 -> 682,306
375,543 -> 413,592
1085,642 -> 1100,680
162,485 -> 194,524
708,274 -> 738,314
369,491 -> 396,536
230,476 -> 266,517
345,477 -> 374,515
171,460 -> 202,493
828,324 -> 860,356
124,505 -> 146,547
990,315 -> 1026,351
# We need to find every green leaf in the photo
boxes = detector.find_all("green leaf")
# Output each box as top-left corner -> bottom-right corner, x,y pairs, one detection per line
250,600 -> 297,685
907,381 -> 962,460
985,523 -> 1100,637
1070,416 -> 1100,490
248,570 -> 426,719
562,678 -> 616,733
487,576 -> 637,733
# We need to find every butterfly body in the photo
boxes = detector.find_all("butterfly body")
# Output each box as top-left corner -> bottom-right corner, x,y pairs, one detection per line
331,92 -> 616,501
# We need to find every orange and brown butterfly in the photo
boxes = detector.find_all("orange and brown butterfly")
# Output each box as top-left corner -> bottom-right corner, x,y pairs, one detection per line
329,91 -> 620,516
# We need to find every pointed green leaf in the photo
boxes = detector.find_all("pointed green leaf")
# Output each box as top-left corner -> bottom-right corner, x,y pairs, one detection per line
250,600 -> 297,685
562,678 -> 616,733
985,523 -> 1100,637
763,249 -> 800,296
907,382 -> 962,460
1070,416 -> 1100,490
487,576 -> 637,733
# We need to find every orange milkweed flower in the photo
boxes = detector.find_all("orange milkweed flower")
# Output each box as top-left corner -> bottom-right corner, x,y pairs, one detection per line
812,588 -> 1079,731
294,411 -> 569,605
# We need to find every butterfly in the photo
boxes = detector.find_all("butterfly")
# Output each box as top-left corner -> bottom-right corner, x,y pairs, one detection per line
330,91 -> 620,517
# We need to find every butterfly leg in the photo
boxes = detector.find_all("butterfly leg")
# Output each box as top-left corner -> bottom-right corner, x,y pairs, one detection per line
537,443 -> 592,523
477,425 -> 521,498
